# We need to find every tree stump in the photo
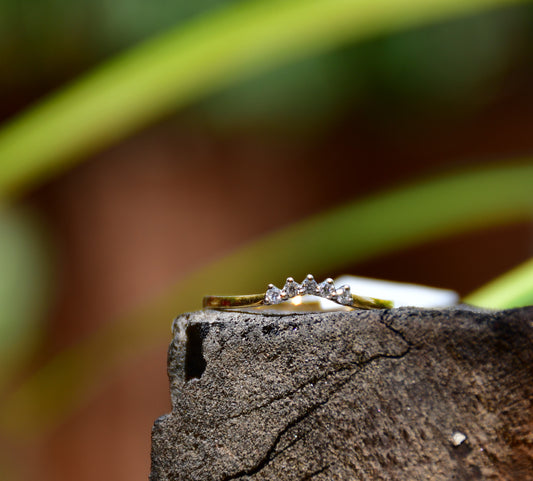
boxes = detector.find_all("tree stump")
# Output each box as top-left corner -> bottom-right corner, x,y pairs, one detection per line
150,306 -> 533,480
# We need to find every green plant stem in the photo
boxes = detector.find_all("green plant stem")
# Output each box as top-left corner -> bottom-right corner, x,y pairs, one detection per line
0,0 -> 526,197
1,162 -> 532,437
464,257 -> 533,308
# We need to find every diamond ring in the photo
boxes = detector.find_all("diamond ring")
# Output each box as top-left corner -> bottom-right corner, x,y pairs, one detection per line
203,274 -> 393,310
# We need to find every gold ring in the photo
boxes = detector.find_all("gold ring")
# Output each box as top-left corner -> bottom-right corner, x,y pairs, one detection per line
203,274 -> 393,310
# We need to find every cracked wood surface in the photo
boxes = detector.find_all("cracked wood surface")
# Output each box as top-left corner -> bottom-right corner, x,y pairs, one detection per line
150,307 -> 533,481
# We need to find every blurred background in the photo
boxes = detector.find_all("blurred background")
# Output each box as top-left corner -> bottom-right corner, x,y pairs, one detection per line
0,0 -> 532,480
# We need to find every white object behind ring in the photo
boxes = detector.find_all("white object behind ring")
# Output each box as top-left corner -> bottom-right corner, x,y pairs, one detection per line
313,275 -> 459,309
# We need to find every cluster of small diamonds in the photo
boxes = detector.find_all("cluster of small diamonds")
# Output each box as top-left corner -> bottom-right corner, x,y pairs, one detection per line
264,274 -> 353,306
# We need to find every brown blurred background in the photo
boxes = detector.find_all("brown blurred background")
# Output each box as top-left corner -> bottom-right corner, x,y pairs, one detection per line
1,1 -> 532,480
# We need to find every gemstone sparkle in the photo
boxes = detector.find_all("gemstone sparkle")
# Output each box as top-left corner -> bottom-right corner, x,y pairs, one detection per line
318,279 -> 336,299
300,274 -> 318,295
336,285 -> 353,305
282,277 -> 300,298
265,285 -> 282,304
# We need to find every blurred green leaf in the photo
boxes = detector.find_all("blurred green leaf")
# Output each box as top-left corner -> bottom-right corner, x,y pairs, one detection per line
197,51 -> 359,131
0,0 -> 527,197
0,208 -> 51,387
1,162 -> 532,437
201,6 -> 532,128
465,257 -> 533,308
367,7 -> 530,107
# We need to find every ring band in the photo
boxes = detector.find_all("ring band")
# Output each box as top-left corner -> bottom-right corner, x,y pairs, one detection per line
203,274 -> 393,310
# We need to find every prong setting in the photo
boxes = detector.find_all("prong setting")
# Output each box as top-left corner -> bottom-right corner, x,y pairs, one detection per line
318,278 -> 337,299
264,275 -> 354,307
336,285 -> 353,305
299,274 -> 318,295
282,277 -> 300,298
265,284 -> 283,304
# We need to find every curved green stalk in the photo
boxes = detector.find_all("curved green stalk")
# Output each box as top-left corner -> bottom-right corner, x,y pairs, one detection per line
1,162 -> 532,437
0,0 -> 526,197
464,257 -> 533,308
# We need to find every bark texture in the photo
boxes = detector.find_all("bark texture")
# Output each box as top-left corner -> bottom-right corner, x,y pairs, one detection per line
150,306 -> 533,480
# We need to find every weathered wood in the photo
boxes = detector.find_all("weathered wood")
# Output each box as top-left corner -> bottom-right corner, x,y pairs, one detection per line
150,306 -> 533,480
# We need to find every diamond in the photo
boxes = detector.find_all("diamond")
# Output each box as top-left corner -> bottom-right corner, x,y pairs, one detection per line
265,284 -> 282,304
318,278 -> 336,298
282,277 -> 300,298
300,274 -> 318,295
336,285 -> 353,306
